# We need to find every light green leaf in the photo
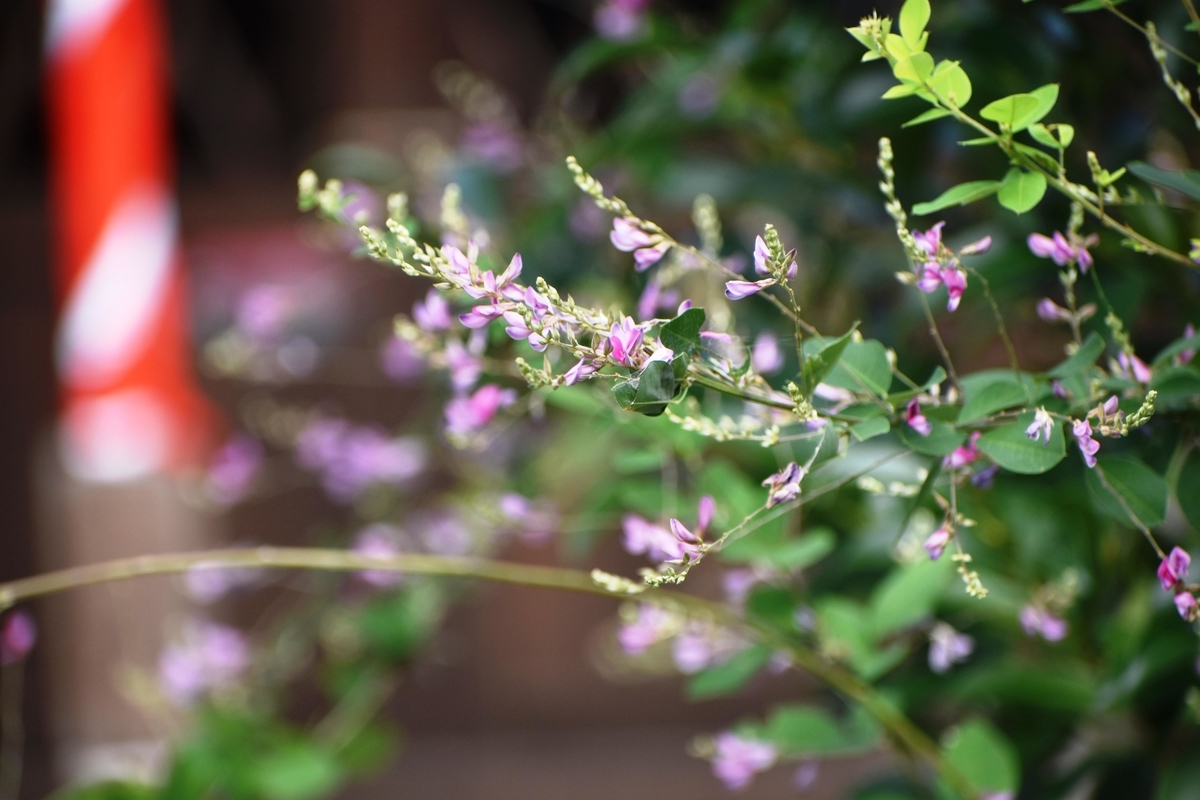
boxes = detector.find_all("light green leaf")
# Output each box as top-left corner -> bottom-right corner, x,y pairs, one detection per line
824,340 -> 892,397
893,52 -> 935,85
1055,123 -> 1075,147
870,557 -> 955,636
902,108 -> 953,128
851,416 -> 891,442
957,377 -> 1029,424
254,744 -> 343,800
899,0 -> 931,49
912,180 -> 1002,215
882,83 -> 919,100
1029,123 -> 1059,149
977,412 -> 1065,474
928,60 -> 972,106
997,168 -> 1047,214
687,644 -> 773,699
1086,457 -> 1169,528
899,418 -> 965,456
1065,0 -> 1128,10
1026,83 -> 1060,127
1048,332 -> 1105,377
942,719 -> 1020,794
980,93 -> 1042,130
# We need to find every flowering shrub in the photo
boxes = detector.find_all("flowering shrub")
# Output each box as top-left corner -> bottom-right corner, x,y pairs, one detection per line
5,2 -> 1200,799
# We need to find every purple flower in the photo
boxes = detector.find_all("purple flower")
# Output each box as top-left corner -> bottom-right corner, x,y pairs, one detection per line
960,236 -> 993,255
206,434 -> 263,505
1179,323 -> 1196,365
380,336 -> 424,382
725,237 -> 795,300
794,761 -> 819,791
594,0 -> 648,40
1,612 -> 36,665
502,311 -> 548,351
413,289 -> 453,332
1072,419 -> 1100,468
606,316 -> 645,367
563,357 -> 601,385
913,222 -> 945,257
710,732 -> 778,791
697,495 -> 716,534
941,266 -> 967,311
971,464 -> 1000,489
724,279 -> 771,299
235,285 -> 291,342
1020,605 -> 1068,642
1175,592 -> 1198,621
499,493 -> 558,544
667,518 -> 704,563
1026,408 -> 1054,444
905,399 -> 932,436
1158,547 -> 1191,591
751,332 -> 784,374
158,622 -> 249,706
609,218 -> 668,270
1037,298 -> 1071,322
1102,395 -> 1120,416
924,526 -> 951,560
458,304 -> 505,329
184,562 -> 261,604
461,121 -> 523,172
1052,380 -> 1069,399
444,384 -> 518,437
353,524 -> 406,587
417,512 -> 473,556
929,622 -> 974,673
618,604 -> 676,654
1116,352 -> 1152,384
945,430 -> 981,470
1028,231 -> 1094,272
443,339 -> 483,393
622,514 -> 686,564
721,569 -> 760,608
762,462 -> 804,508
296,418 -> 426,501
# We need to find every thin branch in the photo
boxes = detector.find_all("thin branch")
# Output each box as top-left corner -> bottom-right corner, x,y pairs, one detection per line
1094,464 -> 1167,560
964,266 -> 1021,379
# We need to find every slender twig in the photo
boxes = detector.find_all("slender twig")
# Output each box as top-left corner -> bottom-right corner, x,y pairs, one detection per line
0,547 -> 976,798
1094,464 -> 1167,559
0,663 -> 24,800
918,294 -> 960,389
964,267 -> 1021,379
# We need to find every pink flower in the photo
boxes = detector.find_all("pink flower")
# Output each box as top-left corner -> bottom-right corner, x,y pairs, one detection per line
667,519 -> 704,563
1102,395 -> 1120,416
924,526 -> 951,560
353,524 -> 406,587
941,266 -> 967,311
563,358 -> 600,385
0,612 -> 36,665
594,0 -> 648,40
502,311 -> 548,351
724,279 -> 770,299
444,384 -> 518,436
622,514 -> 689,564
725,236 -> 795,300
444,339 -> 483,392
158,622 -> 249,706
710,732 -> 778,791
762,462 -> 804,507
1028,231 -> 1094,272
1179,323 -> 1196,365
609,218 -> 668,270
1175,592 -> 1198,621
1158,547 -> 1191,591
618,604 -> 676,654
1020,605 -> 1068,641
905,399 -> 932,436
1072,419 -> 1100,468
379,336 -> 424,382
413,289 -> 453,332
751,332 -> 784,374
606,316 -> 645,366
236,285 -> 291,342
960,236 -> 993,255
944,432 -> 981,469
1116,352 -> 1152,384
913,222 -> 945,257
458,304 -> 505,329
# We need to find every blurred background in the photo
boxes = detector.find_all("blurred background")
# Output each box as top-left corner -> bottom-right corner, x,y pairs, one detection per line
1,0 -> 1199,798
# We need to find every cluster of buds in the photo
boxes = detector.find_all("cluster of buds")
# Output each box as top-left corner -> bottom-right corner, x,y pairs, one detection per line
724,227 -> 797,300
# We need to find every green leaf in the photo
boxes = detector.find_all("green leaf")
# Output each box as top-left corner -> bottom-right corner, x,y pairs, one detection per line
912,180 -> 1002,215
1086,457 -> 1169,528
942,719 -> 1020,794
612,360 -> 677,417
1025,84 -> 1060,128
1029,123 -> 1059,149
898,0 -> 931,49
660,308 -> 706,358
899,419 -> 965,456
851,416 -> 891,442
51,783 -> 156,800
763,529 -> 837,570
359,585 -> 443,661
882,83 -> 919,100
1127,161 -> 1200,201
1048,332 -> 1106,377
1013,142 -> 1063,172
802,325 -> 858,390
957,377 -> 1029,424
928,60 -> 972,106
815,598 -> 906,680
253,743 -> 343,800
902,108 -> 953,128
1177,450 -> 1200,530
337,723 -> 401,773
1153,331 -> 1200,365
1055,123 -> 1075,147
980,93 -> 1042,130
824,340 -> 892,397
763,706 -> 847,755
687,644 -> 773,699
1065,0 -> 1128,11
893,52 -> 935,85
870,557 -> 955,635
977,412 -> 1066,474
997,168 -> 1047,214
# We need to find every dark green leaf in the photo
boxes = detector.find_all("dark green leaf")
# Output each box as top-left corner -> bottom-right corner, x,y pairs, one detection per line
912,180 -> 1002,215
957,377 -> 1029,424
687,644 -> 773,699
1086,457 -> 1168,527
851,416 -> 891,441
824,340 -> 892,397
870,557 -> 955,635
977,413 -> 1065,474
613,360 -> 677,417
1048,332 -> 1105,377
1127,161 -> 1200,201
660,308 -> 706,358
802,325 -> 858,390
1064,0 -> 1128,10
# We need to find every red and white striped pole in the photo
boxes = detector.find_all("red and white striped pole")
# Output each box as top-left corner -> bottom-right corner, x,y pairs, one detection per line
45,0 -> 211,481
